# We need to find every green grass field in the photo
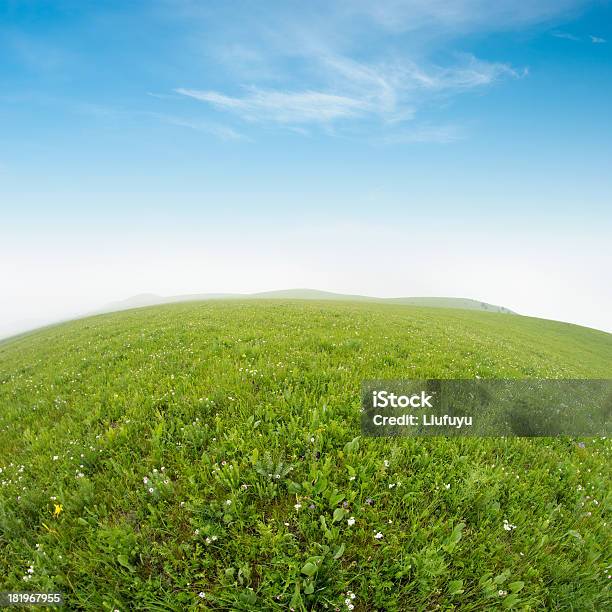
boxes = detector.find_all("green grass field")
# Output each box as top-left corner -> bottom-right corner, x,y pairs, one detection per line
0,300 -> 611,610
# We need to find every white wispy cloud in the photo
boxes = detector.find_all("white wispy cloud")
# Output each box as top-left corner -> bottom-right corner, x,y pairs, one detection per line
552,31 -> 581,41
553,32 -> 607,44
408,55 -> 522,89
176,54 -> 520,128
342,0 -> 588,33
175,88 -> 368,124
167,1 -> 584,140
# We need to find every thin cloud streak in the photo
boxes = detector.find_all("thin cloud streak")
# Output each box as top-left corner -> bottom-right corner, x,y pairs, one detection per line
552,32 -> 607,43
175,88 -> 368,123
552,31 -> 581,41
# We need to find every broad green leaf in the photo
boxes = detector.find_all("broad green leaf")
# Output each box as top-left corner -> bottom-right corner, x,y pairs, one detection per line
333,507 -> 345,522
116,554 -> 134,572
448,579 -> 464,595
313,477 -> 328,495
301,562 -> 318,577
502,593 -> 520,608
329,490 -> 345,508
333,543 -> 346,559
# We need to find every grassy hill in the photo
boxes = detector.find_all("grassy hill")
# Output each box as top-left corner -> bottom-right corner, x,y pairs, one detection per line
0,300 -> 610,610
99,288 -> 515,315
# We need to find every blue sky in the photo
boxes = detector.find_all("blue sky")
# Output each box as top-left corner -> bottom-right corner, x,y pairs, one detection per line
1,0 -> 611,334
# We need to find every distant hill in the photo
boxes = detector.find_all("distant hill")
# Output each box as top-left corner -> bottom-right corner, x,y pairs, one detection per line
0,290 -> 516,342
98,288 -> 515,315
